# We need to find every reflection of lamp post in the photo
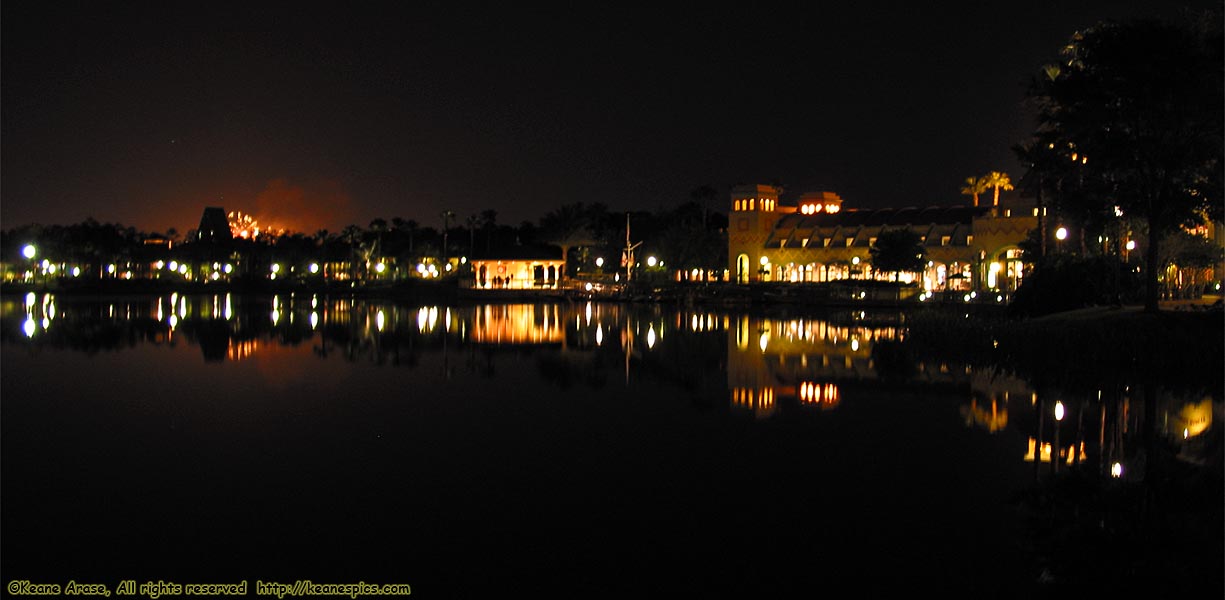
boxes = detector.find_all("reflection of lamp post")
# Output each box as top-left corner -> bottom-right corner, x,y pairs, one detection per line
1124,239 -> 1135,264
1053,400 -> 1064,474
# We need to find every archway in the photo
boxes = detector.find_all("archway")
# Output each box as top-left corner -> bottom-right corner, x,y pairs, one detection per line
736,254 -> 750,285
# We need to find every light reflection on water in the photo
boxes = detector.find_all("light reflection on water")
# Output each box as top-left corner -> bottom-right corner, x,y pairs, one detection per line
2,293 -> 1220,594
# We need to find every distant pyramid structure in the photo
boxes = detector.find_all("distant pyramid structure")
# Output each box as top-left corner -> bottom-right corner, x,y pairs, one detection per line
196,206 -> 232,243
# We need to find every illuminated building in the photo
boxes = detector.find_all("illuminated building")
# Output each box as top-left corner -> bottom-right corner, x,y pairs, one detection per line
466,246 -> 565,291
726,184 -> 1037,293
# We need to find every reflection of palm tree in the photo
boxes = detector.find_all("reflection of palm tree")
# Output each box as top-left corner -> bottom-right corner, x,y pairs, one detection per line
961,176 -> 988,207
983,171 -> 1014,206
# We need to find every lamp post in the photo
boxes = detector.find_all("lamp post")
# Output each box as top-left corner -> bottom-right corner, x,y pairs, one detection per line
440,210 -> 455,270
1055,226 -> 1068,253
21,244 -> 37,286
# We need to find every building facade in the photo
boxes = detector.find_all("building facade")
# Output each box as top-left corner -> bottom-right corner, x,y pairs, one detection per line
726,184 -> 1038,293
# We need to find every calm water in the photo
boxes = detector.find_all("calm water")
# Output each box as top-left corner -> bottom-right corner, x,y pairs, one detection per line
2,292 -> 1218,597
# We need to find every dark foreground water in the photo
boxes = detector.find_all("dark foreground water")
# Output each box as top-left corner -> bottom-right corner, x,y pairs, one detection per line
2,292 -> 1220,598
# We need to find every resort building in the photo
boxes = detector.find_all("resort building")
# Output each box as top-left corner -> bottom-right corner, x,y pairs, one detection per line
727,184 -> 1038,293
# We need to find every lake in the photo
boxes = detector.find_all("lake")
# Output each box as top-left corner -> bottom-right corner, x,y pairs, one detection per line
2,292 -> 1219,597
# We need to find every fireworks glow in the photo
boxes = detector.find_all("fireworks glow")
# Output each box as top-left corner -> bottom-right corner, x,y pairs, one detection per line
228,211 -> 285,240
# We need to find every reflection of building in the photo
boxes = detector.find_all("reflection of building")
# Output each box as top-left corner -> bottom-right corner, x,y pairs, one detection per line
726,315 -> 896,417
726,184 -> 1036,292
468,304 -> 565,345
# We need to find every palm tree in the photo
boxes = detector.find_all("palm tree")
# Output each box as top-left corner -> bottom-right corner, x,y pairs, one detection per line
539,203 -> 600,280
960,176 -> 988,207
466,213 -> 479,256
439,210 -> 455,260
479,209 -> 498,253
983,171 -> 1014,206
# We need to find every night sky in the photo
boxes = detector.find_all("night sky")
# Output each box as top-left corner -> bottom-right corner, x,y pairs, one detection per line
2,1 -> 1218,235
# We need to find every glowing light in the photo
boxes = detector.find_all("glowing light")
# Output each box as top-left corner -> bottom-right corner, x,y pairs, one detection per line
72,267 -> 81,277
271,264 -> 281,274
25,292 -> 36,306
647,323 -> 657,349
309,263 -> 320,274
1054,401 -> 1065,421
376,262 -> 386,274
1111,462 -> 1124,478
169,261 -> 179,271
21,244 -> 36,259
760,256 -> 769,266
107,264 -> 116,274
595,257 -> 604,267
585,282 -> 593,291
758,330 -> 770,353
23,317 -> 36,337
647,256 -> 658,267
1055,227 -> 1068,241
1125,240 -> 1135,251
376,310 -> 385,332
417,263 -> 426,274
168,315 -> 178,330
595,327 -> 604,346
850,338 -> 859,352
224,263 -> 233,274
310,312 -> 319,329
179,264 -> 188,275
851,256 -> 860,265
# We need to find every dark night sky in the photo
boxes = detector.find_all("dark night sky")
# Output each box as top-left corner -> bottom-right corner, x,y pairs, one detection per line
2,1 -> 1219,235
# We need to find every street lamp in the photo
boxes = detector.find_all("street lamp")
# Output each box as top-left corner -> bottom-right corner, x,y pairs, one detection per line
21,244 -> 37,285
1055,226 -> 1068,253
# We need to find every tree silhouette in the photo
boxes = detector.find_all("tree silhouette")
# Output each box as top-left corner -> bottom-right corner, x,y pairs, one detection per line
1023,15 -> 1223,312
869,229 -> 926,281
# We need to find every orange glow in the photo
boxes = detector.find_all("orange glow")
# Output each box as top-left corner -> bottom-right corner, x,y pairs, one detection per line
469,304 -> 563,345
